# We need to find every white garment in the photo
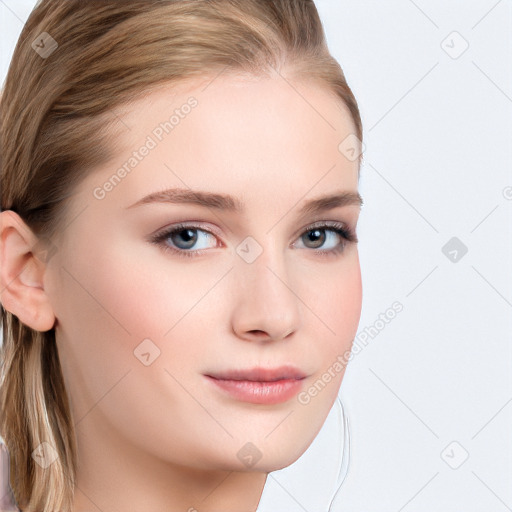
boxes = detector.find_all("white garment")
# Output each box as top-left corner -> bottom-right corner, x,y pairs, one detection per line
256,397 -> 350,512
0,436 -> 19,512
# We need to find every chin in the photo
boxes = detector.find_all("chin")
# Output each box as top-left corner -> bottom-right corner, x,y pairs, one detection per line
250,434 -> 316,472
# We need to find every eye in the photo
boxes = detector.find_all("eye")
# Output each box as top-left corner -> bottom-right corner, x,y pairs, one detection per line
293,221 -> 358,257
149,223 -> 219,258
149,221 -> 358,259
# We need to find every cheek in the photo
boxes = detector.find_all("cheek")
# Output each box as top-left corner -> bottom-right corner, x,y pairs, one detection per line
51,242 -> 216,445
62,244 -> 233,391
59,237 -> 211,339
303,254 -> 362,398
306,251 -> 362,348
332,260 -> 362,345
292,261 -> 361,439
49,237 -> 362,470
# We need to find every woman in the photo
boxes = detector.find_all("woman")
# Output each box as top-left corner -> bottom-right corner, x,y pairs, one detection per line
0,1 -> 364,510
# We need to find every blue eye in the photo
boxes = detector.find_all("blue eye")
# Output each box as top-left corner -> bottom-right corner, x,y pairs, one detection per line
150,221 -> 357,259
159,225 -> 216,252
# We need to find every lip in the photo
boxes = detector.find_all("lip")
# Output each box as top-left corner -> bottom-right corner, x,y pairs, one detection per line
205,365 -> 307,382
204,365 -> 307,405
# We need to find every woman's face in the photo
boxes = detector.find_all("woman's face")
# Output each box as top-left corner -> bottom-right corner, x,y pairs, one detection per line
46,71 -> 362,473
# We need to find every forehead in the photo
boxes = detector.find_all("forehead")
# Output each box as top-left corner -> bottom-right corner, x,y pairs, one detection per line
81,72 -> 360,216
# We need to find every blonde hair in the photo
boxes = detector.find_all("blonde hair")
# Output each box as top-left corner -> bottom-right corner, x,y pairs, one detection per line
0,1 -> 362,510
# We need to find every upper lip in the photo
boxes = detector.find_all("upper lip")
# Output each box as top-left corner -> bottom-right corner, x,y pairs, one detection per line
205,365 -> 307,382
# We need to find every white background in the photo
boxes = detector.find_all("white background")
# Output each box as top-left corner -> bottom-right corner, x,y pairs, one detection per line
1,1 -> 511,510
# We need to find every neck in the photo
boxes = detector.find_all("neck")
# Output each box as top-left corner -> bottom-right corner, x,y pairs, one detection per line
71,418 -> 268,512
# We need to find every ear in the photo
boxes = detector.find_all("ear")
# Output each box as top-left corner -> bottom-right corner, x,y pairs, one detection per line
0,210 -> 56,332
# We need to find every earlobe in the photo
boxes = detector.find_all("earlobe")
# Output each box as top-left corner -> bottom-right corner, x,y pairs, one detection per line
0,210 -> 56,332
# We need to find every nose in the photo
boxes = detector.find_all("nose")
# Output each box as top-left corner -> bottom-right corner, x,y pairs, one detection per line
230,242 -> 302,343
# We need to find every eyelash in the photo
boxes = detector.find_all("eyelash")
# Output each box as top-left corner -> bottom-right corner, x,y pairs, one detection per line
149,221 -> 358,259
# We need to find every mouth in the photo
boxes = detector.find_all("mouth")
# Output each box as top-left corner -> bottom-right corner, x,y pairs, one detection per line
204,365 -> 307,382
204,365 -> 307,405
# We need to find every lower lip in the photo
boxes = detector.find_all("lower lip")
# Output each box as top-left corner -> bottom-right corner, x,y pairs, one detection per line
205,376 -> 305,404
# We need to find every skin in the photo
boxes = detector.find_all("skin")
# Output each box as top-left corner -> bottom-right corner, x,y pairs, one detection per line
0,69 -> 362,512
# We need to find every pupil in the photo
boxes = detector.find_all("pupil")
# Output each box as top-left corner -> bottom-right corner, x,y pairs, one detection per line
306,229 -> 325,248
174,228 -> 197,248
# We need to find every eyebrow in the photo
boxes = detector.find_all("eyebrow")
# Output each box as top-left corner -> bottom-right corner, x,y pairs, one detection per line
126,187 -> 363,215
